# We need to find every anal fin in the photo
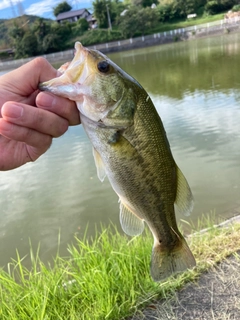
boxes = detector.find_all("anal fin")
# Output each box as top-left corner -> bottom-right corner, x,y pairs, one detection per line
119,200 -> 144,236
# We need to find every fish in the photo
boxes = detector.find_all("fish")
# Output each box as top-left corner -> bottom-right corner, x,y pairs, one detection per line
39,42 -> 196,281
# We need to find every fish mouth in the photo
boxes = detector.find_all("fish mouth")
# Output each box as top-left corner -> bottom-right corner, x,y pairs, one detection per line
39,42 -> 88,99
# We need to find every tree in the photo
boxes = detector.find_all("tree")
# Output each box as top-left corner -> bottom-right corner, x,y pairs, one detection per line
136,7 -> 160,35
50,22 -> 72,46
21,32 -> 39,56
172,0 -> 195,17
9,23 -> 25,40
53,1 -> 72,17
93,0 -> 109,28
157,1 -> 179,22
204,0 -> 221,14
118,7 -> 159,37
77,18 -> 89,30
118,7 -> 139,37
111,0 -> 127,18
93,0 -> 121,28
72,18 -> 89,36
12,31 -> 38,58
33,18 -> 51,53
42,33 -> 61,53
204,0 -> 239,14
131,0 -> 157,6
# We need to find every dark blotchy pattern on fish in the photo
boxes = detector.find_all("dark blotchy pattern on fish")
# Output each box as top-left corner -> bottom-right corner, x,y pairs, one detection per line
39,42 -> 196,281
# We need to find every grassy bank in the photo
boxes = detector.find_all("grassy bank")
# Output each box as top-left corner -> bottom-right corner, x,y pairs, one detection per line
75,13 -> 227,47
142,12 -> 225,36
1,218 -> 240,320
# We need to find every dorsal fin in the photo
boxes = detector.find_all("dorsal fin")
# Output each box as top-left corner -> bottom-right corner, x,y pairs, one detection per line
92,148 -> 106,182
119,200 -> 145,236
175,166 -> 194,216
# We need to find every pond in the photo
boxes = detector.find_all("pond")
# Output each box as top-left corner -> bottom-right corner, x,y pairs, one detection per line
1,32 -> 240,268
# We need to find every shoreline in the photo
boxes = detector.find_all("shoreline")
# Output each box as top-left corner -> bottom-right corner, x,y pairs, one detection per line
1,213 -> 240,319
1,17 -> 240,71
130,214 -> 240,320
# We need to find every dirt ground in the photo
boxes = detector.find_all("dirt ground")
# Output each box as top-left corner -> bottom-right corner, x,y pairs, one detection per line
131,251 -> 240,320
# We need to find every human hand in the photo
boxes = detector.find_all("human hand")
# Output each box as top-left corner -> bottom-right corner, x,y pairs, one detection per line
0,57 -> 80,171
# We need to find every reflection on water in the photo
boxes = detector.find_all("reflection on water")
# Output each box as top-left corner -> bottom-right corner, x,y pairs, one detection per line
1,33 -> 240,267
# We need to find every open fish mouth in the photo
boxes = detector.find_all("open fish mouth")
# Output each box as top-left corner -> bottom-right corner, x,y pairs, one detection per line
39,42 -> 88,98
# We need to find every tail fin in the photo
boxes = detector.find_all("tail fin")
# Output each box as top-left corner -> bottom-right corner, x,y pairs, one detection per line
150,237 -> 196,282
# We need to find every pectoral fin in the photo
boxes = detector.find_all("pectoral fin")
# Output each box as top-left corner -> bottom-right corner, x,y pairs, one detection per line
175,166 -> 194,216
92,148 -> 106,182
119,200 -> 144,236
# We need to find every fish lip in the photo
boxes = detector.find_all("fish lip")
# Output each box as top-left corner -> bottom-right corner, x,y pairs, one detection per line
38,83 -> 49,91
39,42 -> 87,94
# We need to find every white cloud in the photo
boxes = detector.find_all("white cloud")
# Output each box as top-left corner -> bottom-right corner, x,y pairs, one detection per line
25,0 -> 60,16
25,0 -> 92,17
0,0 -> 24,10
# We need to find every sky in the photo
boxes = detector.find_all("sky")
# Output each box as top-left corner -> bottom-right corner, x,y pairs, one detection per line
0,0 -> 92,20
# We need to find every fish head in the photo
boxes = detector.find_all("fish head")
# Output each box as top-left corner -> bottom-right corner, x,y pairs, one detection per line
40,42 -> 140,127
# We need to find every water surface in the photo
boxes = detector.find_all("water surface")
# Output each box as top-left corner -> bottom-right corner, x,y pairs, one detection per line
1,33 -> 240,267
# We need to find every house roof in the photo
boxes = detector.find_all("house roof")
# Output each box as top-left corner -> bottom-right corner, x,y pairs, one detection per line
56,9 -> 90,20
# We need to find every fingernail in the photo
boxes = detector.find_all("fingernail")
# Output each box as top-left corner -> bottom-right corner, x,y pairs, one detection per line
2,104 -> 23,118
37,92 -> 56,108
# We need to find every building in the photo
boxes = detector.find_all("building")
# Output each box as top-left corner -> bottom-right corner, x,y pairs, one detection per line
56,8 -> 92,24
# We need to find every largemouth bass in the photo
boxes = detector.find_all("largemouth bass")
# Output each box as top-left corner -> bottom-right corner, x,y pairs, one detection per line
40,42 -> 196,281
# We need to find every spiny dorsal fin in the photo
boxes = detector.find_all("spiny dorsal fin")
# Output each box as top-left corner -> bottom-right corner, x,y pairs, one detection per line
175,166 -> 194,216
119,200 -> 145,236
92,148 -> 106,182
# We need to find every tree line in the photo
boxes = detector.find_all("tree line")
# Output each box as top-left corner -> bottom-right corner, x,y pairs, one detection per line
3,0 -> 240,59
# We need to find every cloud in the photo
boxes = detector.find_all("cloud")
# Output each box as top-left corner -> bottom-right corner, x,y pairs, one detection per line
25,0 -> 92,17
0,0 -> 24,10
25,0 -> 60,16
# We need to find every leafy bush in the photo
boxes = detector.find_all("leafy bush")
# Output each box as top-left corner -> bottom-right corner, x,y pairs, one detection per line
53,1 -> 72,17
157,4 -> 177,22
204,1 -> 221,15
76,29 -> 123,46
0,51 -> 10,60
205,0 -> 239,14
232,4 -> 240,11
42,33 -> 62,53
72,18 -> 89,37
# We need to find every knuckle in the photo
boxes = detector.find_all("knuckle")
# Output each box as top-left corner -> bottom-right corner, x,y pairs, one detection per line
31,57 -> 49,70
21,127 -> 34,141
55,119 -> 68,137
31,108 -> 45,128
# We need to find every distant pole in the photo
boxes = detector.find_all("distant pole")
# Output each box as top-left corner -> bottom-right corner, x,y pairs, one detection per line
9,0 -> 16,17
106,4 -> 112,31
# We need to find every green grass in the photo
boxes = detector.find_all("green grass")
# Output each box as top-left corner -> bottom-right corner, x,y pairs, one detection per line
148,12 -> 226,35
1,217 -> 240,320
71,12 -> 227,48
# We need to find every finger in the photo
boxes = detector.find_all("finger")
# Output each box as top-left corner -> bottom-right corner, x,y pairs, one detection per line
36,92 -> 80,126
0,119 -> 52,155
1,102 -> 68,138
1,57 -> 59,96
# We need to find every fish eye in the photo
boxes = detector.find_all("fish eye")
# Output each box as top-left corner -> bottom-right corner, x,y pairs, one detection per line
97,61 -> 110,73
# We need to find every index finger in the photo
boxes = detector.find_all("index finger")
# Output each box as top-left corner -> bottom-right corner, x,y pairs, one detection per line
1,57 -> 59,96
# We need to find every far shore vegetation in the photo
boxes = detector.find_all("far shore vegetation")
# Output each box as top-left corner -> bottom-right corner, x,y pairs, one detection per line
0,0 -> 240,59
1,214 -> 240,319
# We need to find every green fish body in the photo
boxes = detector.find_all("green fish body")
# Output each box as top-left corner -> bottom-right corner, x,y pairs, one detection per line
40,42 -> 196,281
